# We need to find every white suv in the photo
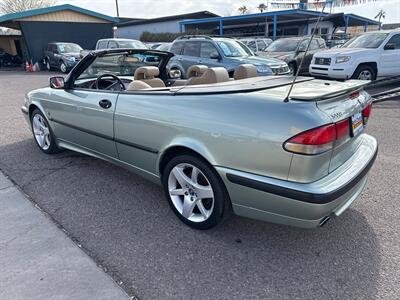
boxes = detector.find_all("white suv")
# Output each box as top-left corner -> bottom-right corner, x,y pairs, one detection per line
309,29 -> 400,80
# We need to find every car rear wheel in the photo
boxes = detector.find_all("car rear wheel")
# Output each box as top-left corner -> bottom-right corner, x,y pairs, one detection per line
46,59 -> 51,71
162,154 -> 229,229
288,62 -> 297,75
31,109 -> 61,154
352,65 -> 376,81
59,61 -> 67,73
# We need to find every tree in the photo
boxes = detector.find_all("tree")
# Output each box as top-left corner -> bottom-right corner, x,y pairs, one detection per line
374,9 -> 385,23
238,5 -> 249,15
257,3 -> 267,13
0,0 -> 57,14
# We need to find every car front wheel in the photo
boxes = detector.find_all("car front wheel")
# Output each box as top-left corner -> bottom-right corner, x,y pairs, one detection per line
60,61 -> 68,73
162,154 -> 229,229
352,65 -> 376,80
31,109 -> 61,154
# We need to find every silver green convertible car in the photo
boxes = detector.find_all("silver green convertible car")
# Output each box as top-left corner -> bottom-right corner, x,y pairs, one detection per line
22,48 -> 378,229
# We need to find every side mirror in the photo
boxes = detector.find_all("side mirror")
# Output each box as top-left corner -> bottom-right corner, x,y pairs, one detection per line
50,76 -> 65,89
210,52 -> 221,60
169,69 -> 182,79
384,43 -> 396,50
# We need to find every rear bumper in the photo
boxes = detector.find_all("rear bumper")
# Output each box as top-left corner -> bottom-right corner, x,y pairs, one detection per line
216,134 -> 378,228
309,63 -> 355,80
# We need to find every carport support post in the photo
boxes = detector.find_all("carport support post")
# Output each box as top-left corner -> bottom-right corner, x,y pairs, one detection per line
344,15 -> 349,35
180,23 -> 184,33
273,14 -> 277,40
219,19 -> 224,36
364,22 -> 368,32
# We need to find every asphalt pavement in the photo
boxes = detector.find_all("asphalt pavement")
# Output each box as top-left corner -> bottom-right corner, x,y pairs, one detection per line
0,72 -> 399,299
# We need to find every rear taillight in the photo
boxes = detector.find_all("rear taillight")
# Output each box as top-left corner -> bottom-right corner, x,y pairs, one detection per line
284,119 -> 350,155
362,102 -> 372,125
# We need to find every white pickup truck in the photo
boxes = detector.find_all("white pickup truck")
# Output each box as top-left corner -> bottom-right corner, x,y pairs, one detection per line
309,29 -> 400,80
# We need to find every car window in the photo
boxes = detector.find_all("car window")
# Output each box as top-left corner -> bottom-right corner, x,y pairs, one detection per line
57,43 -> 82,53
217,40 -> 252,57
257,40 -> 267,51
386,34 -> 400,49
318,39 -> 326,48
247,41 -> 257,51
108,41 -> 118,49
342,33 -> 388,49
200,42 -> 219,58
267,39 -> 300,52
183,41 -> 200,57
170,41 -> 184,55
309,39 -> 320,50
298,40 -> 309,51
51,44 -> 58,52
117,40 -> 147,49
75,52 -> 165,83
97,41 -> 108,49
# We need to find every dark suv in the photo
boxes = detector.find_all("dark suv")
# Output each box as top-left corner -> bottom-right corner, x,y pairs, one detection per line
168,36 -> 289,78
261,36 -> 327,74
44,42 -> 83,73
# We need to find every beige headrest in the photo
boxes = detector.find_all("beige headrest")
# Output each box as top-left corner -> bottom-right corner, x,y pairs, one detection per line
187,65 -> 208,78
134,66 -> 160,80
204,67 -> 230,84
234,64 -> 258,80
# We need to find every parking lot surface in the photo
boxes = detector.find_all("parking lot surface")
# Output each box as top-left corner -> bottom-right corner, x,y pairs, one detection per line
1,72 -> 399,299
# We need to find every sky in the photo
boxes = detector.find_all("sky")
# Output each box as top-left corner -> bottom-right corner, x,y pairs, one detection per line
59,0 -> 399,24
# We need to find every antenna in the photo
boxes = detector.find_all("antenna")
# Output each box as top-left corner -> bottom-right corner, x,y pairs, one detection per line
283,0 -> 331,102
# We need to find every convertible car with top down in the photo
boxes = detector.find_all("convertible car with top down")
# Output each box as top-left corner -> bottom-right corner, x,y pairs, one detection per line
21,48 -> 378,229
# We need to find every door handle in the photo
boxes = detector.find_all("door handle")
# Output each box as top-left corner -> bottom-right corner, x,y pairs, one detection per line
99,99 -> 112,109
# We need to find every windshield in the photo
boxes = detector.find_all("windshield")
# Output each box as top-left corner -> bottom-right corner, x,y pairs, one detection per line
342,33 -> 388,49
216,40 -> 253,57
118,40 -> 147,49
266,39 -> 300,52
58,43 -> 82,53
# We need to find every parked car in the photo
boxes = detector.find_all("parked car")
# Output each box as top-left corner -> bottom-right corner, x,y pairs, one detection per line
261,36 -> 327,74
240,38 -> 273,53
22,48 -> 377,229
95,38 -> 147,50
0,48 -> 22,68
44,42 -> 83,73
309,29 -> 400,80
168,35 -> 289,78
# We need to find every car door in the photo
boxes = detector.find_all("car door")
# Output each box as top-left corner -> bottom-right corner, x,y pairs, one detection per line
181,41 -> 201,76
45,85 -> 119,159
198,41 -> 223,68
379,34 -> 400,76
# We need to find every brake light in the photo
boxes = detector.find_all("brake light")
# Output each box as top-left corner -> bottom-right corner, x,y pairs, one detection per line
362,102 -> 372,124
284,119 -> 351,155
349,91 -> 360,100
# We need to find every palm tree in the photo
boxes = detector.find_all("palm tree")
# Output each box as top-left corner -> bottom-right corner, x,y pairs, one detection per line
238,5 -> 248,15
257,3 -> 267,13
374,9 -> 385,22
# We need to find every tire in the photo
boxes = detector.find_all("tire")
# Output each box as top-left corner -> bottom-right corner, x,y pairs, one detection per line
45,59 -> 51,71
288,62 -> 297,75
162,154 -> 230,229
351,65 -> 376,81
30,109 -> 61,154
59,61 -> 68,73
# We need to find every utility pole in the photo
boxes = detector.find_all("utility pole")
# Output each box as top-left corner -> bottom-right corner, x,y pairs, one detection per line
115,0 -> 120,17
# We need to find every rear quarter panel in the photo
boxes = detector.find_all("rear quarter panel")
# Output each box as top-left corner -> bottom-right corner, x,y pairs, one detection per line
114,90 -> 332,180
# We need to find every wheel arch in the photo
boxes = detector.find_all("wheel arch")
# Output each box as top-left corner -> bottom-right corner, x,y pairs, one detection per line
157,141 -> 217,177
353,62 -> 377,79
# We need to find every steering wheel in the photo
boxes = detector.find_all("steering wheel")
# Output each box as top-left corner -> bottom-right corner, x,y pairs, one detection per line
94,74 -> 125,91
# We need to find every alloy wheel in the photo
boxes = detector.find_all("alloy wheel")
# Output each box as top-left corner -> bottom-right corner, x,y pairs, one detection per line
60,62 -> 67,73
32,114 -> 51,150
46,61 -> 51,71
168,163 -> 214,223
358,70 -> 372,80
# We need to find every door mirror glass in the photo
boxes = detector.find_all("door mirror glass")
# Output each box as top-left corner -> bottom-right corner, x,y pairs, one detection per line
384,43 -> 396,50
50,76 -> 65,89
169,69 -> 182,79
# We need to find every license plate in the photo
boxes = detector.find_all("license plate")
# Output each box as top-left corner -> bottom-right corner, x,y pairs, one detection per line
351,112 -> 364,136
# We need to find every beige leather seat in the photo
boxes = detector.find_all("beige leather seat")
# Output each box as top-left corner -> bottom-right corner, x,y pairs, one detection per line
234,64 -> 258,80
127,80 -> 151,90
186,67 -> 229,86
128,66 -> 165,90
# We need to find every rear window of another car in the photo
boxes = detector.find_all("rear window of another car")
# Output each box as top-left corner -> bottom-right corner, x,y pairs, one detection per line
170,41 -> 184,55
97,41 -> 108,49
183,41 -> 200,57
